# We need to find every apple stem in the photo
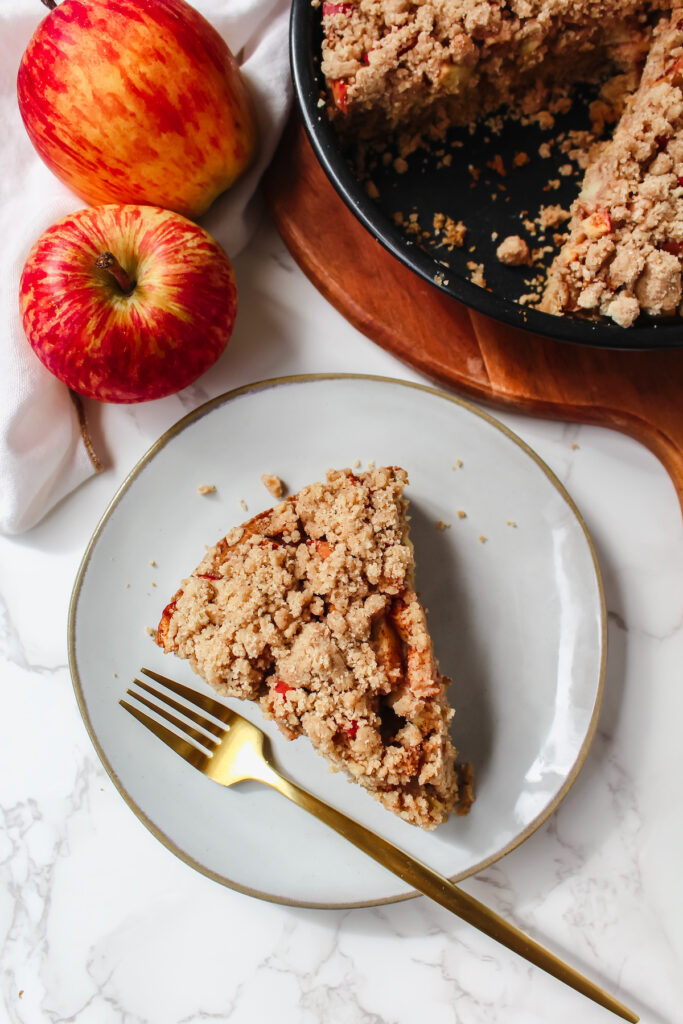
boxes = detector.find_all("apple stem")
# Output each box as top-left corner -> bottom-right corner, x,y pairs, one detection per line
95,252 -> 136,295
41,0 -> 58,10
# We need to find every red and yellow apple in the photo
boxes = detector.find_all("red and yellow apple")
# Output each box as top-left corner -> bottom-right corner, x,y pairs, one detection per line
17,0 -> 257,219
19,204 -> 237,403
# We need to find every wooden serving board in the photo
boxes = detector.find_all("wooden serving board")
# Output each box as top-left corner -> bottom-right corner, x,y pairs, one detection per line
264,117 -> 683,513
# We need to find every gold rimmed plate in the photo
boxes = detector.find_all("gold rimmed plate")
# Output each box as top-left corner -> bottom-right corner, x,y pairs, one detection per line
68,374 -> 605,907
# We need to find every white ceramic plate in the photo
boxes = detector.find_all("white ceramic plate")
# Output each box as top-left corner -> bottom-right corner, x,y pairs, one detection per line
69,375 -> 605,908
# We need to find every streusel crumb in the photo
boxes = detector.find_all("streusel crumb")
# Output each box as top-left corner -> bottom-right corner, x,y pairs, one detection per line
261,473 -> 285,499
496,235 -> 531,266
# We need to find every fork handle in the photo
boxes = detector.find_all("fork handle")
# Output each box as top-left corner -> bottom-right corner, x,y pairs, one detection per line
264,770 -> 637,1023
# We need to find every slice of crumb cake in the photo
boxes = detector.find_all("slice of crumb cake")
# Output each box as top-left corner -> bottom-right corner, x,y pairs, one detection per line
156,467 -> 468,829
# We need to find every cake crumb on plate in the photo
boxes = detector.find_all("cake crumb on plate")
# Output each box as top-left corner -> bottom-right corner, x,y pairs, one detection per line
261,473 -> 285,499
197,484 -> 216,495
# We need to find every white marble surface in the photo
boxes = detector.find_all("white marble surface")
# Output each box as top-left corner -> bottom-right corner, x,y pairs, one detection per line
1,215 -> 682,1024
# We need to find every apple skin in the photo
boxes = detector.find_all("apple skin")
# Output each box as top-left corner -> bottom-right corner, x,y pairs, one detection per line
17,0 -> 257,219
19,205 -> 237,403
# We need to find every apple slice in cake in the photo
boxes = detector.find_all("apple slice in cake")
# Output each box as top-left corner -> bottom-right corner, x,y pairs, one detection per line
155,466 -> 470,829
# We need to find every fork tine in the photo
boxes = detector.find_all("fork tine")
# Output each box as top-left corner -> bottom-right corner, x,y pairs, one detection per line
119,699 -> 210,769
141,667 -> 236,724
133,678 -> 225,738
126,689 -> 218,750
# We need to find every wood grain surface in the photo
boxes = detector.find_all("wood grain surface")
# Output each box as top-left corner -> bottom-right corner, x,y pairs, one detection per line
264,116 -> 683,513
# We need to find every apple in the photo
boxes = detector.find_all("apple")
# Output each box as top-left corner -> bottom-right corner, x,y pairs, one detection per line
17,0 -> 257,219
19,204 -> 237,402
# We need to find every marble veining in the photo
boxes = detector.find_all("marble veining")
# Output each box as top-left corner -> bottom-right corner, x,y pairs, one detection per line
0,219 -> 681,1024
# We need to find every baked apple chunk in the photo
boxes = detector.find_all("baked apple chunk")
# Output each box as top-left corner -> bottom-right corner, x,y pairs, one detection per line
156,466 -> 470,829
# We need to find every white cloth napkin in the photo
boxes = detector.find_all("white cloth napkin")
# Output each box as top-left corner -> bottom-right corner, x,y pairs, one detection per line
0,0 -> 291,535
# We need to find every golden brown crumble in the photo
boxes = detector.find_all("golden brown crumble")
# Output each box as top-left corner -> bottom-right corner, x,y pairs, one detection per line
432,213 -> 467,249
197,484 -> 216,495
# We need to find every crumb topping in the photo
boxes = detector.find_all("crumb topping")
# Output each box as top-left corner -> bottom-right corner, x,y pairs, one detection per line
321,0 -> 661,138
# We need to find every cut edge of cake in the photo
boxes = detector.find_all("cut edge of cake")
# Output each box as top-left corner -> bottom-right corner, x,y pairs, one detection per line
320,0 -> 662,140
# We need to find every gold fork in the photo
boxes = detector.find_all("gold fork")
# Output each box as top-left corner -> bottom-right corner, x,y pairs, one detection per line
121,667 -> 638,1024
